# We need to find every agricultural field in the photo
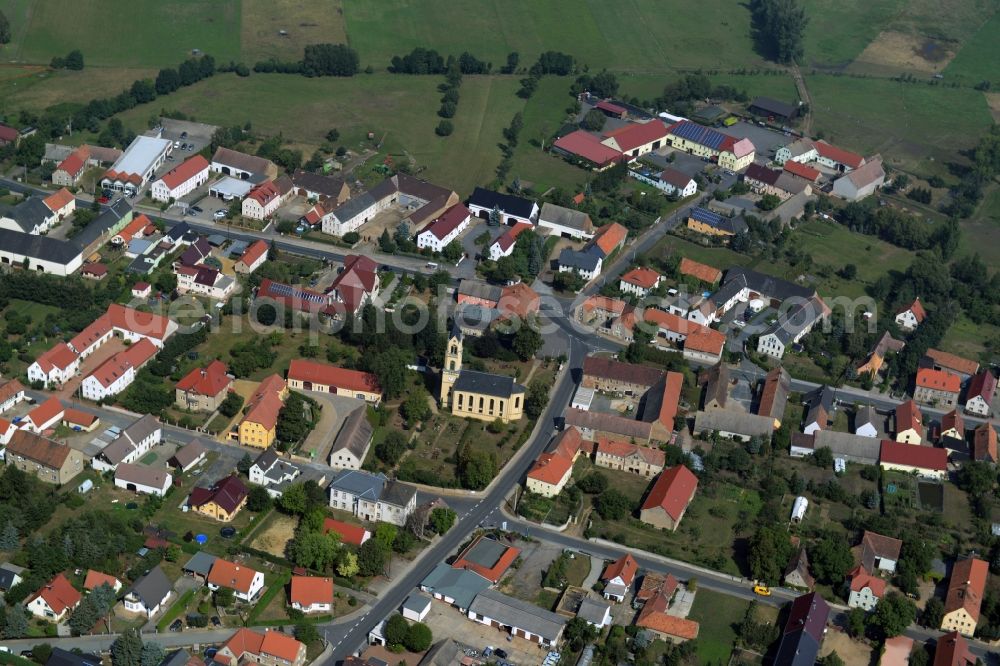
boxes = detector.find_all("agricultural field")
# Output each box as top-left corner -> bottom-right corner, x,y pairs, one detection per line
944,10 -> 1000,83
957,186 -> 1000,267
240,0 -> 348,64
686,589 -> 750,664
799,0 -> 907,69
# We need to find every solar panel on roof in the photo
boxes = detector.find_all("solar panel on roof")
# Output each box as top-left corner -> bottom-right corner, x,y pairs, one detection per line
672,122 -> 728,150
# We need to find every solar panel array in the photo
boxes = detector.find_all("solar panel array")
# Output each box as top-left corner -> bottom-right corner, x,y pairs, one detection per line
670,121 -> 729,151
690,207 -> 724,226
265,281 -> 326,303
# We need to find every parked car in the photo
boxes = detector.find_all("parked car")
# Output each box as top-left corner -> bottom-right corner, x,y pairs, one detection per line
169,619 -> 184,632
191,206 -> 203,213
213,210 -> 226,220
211,616 -> 221,627
180,131 -> 188,139
494,649 -> 508,659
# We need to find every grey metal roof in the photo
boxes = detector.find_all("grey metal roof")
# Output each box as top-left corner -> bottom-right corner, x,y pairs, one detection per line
328,469 -> 386,500
420,562 -> 491,609
762,298 -> 827,345
129,565 -> 172,608
558,248 -> 601,272
0,227 -> 83,264
380,480 -> 416,508
576,598 -> 611,625
811,430 -> 880,464
460,537 -> 508,569
457,279 -> 502,303
46,648 -> 102,666
182,551 -> 217,576
540,203 -> 592,232
100,415 -> 159,465
3,197 -> 52,232
74,199 -> 133,249
333,405 -> 374,460
332,192 -> 377,223
402,591 -> 432,613
452,370 -> 525,399
292,170 -> 347,199
0,562 -> 25,590
170,440 -> 206,469
693,410 -> 775,438
468,589 -> 567,642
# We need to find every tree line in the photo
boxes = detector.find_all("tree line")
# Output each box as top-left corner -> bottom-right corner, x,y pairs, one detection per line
254,43 -> 360,77
389,48 -> 490,75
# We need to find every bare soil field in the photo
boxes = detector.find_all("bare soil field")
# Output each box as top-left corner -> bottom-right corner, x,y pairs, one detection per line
851,31 -> 956,74
250,513 -> 298,557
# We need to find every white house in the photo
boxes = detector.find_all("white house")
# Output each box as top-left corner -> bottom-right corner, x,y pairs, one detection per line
558,248 -> 602,281
207,559 -> 265,602
416,204 -> 471,252
27,343 -> 80,388
123,566 -> 173,618
756,297 -> 830,359
26,574 -> 81,622
80,338 -> 158,402
846,566 -> 885,611
322,192 -> 383,237
832,159 -> 885,202
965,371 -> 997,417
248,448 -> 301,498
629,167 -> 697,198
894,298 -> 925,332
175,265 -> 236,301
92,414 -> 163,472
538,203 -> 595,240
242,179 -> 289,220
488,222 -> 532,261
467,187 -> 538,225
289,576 -> 333,614
619,267 -> 662,298
402,593 -> 432,622
115,463 -> 172,496
150,155 -> 210,203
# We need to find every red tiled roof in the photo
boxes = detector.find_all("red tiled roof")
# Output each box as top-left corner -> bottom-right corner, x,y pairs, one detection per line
290,576 -> 333,607
553,130 -> 623,167
967,371 -> 997,403
491,221 -> 532,254
176,360 -> 231,397
87,338 -> 157,388
222,628 -> 304,664
847,565 -> 886,596
583,356 -> 664,389
933,631 -> 975,666
602,554 -> 638,586
636,589 -> 699,639
895,400 -> 923,437
498,282 -> 540,321
106,303 -> 173,341
327,255 -> 379,314
684,326 -> 726,355
621,267 -> 661,290
419,203 -> 470,241
595,100 -> 627,115
916,368 -> 961,394
0,379 -> 24,404
247,180 -> 281,206
239,240 -> 269,268
782,160 -> 821,182
879,440 -> 947,471
30,573 -> 81,615
897,297 -> 926,322
944,558 -> 988,622
0,124 -> 19,143
815,140 -> 865,169
208,558 -> 260,594
641,465 -> 698,520
63,408 -> 97,428
925,348 -> 979,377
452,535 -> 521,583
656,372 -> 683,428
601,120 -> 668,153
158,155 -> 209,190
57,146 -> 90,178
582,296 -> 628,316
527,451 -> 574,486
551,427 -> 585,460
84,570 -> 120,591
941,409 -> 965,436
596,438 -> 666,467
82,263 -> 108,277
288,359 -> 381,395
44,188 -> 75,213
974,423 -> 998,462
678,257 -> 721,284
592,222 -> 627,256
34,342 -> 78,373
322,518 -> 370,546
27,397 -> 65,428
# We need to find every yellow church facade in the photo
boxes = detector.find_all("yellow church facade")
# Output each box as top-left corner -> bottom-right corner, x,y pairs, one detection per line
440,325 -> 525,424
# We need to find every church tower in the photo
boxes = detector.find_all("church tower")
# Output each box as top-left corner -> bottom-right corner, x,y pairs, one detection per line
440,322 -> 463,408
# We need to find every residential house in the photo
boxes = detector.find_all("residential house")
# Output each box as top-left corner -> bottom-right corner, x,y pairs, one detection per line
590,222 -> 628,259
879,440 -> 947,480
686,207 -> 747,237
941,409 -> 966,446
131,281 -> 151,299
664,120 -> 756,171
804,386 -> 836,435
234,240 -> 270,275
328,469 -> 385,515
210,147 -> 277,181
0,563 -> 25,592
488,221 -> 532,261
43,188 -> 76,221
964,371 -> 996,417
678,257 -> 722,285
90,414 -> 162,473
756,367 -> 791,429
466,589 -> 566,647
551,130 -> 623,171
123,565 -> 172,617
115,463 -> 172,496
894,400 -> 924,444
291,170 -> 350,205
329,405 -> 374,471
242,178 -> 291,220
895,298 -> 926,332
80,337 -> 158,401
656,167 -> 698,197
941,557 -> 988,637
639,465 -> 698,531
361,479 -> 417,527
416,204 -> 471,252
52,145 -> 91,186
600,554 -> 638,602
914,368 -> 961,408
248,449 -> 301,498
833,158 -> 885,201
168,440 -> 206,473
846,566 -> 886,611
619,267 -> 662,297
773,592 -> 829,666
855,406 -> 881,438
26,342 -> 80,388
325,255 -> 380,317
5,430 -> 85,484
20,397 -> 65,434
80,263 -> 108,280
635,588 -> 700,644
286,359 -> 382,404
557,246 -> 603,281
692,410 -> 776,442
756,296 -> 831,359
322,518 -> 370,547
973,423 -> 997,463
538,203 -> 595,240
600,120 -> 669,159
174,265 -> 236,301
175,360 -> 232,412
208,559 -> 265,602
216,628 -> 306,666
289,576 -> 333,614
150,155 -> 210,202
783,548 -> 815,590
236,375 -> 288,449
526,451 -> 574,498
933,631 -> 976,666
860,531 -> 902,574
26,573 -> 81,622
467,188 -> 538,226
189,475 -> 249,522
451,535 -> 520,584
594,438 -> 665,477
923,349 -> 980,381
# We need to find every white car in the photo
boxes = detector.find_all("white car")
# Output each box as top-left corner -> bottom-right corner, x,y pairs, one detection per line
213,210 -> 226,220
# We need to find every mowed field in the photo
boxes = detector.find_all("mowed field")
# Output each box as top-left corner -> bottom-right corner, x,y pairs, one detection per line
0,66 -> 158,117
943,10 -> 1000,82
110,72 -> 523,195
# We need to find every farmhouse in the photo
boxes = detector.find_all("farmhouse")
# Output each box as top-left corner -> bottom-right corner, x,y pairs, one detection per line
965,371 -> 996,417
52,146 -> 91,186
941,557 -> 988,637
685,207 -> 747,237
416,203 -> 471,252
854,405 -> 881,438
665,120 -> 756,171
150,155 -> 210,202
235,374 -> 288,449
551,130 -> 623,170
639,465 -> 698,531
538,203 -> 595,239
20,397 -> 65,433
210,147 -> 278,181
526,451 -> 574,498
756,367 -> 791,429
923,348 -> 980,380
941,409 -> 966,444
832,158 -> 885,201
101,135 -> 172,195
287,359 -> 382,404
582,356 -> 664,395
175,360 -> 232,412
600,120 -> 669,158
814,140 -> 865,173
242,178 -> 292,220
291,169 -> 350,205
594,438 -> 665,477
0,378 -> 25,413
913,368 -> 961,408
782,159 -> 821,183
329,405 -> 373,471
5,430 -> 85,484
467,187 -> 538,225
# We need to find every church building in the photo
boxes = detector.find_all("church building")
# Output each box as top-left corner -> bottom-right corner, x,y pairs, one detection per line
440,324 -> 526,424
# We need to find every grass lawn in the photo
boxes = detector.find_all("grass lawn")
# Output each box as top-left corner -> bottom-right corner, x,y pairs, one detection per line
944,10 -> 1000,83
510,76 -> 588,194
12,0 -> 241,67
652,234 -> 755,272
686,588 -> 748,665
342,0 -> 764,74
240,0 -> 348,64
957,185 -> 1000,269
939,314 -> 999,361
807,74 -> 994,170
565,554 -> 591,588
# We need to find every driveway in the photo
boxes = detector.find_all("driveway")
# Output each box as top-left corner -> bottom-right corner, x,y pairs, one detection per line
296,392 -> 366,463
720,121 -> 792,163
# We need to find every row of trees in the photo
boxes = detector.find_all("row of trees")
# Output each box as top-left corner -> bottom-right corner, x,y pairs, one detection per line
389,48 -> 491,75
835,198 -> 960,254
254,43 -> 360,77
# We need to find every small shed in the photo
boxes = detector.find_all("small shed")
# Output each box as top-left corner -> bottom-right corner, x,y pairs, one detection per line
790,496 -> 808,524
78,479 -> 94,494
401,592 -> 432,621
